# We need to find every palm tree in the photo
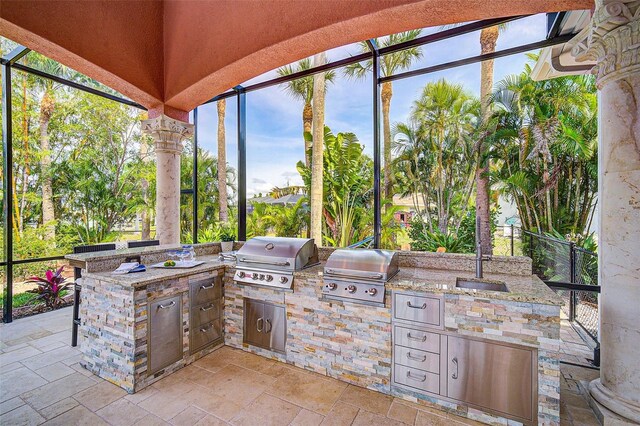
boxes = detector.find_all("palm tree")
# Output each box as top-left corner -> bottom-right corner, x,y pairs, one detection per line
217,99 -> 229,223
30,55 -> 71,244
400,79 -> 479,234
310,52 -> 328,244
344,30 -> 423,200
277,59 -> 335,167
298,127 -> 373,246
477,24 -> 509,254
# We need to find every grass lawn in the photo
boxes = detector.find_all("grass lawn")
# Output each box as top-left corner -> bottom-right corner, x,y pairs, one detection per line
0,291 -> 38,308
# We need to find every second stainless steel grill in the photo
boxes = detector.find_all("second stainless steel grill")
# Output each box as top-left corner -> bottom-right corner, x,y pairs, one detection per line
322,248 -> 399,306
234,237 -> 318,290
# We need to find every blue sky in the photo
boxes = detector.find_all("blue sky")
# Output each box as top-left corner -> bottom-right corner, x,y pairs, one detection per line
195,14 -> 547,198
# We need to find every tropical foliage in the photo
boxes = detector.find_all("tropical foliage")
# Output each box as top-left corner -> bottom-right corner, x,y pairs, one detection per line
25,266 -> 70,308
490,55 -> 597,235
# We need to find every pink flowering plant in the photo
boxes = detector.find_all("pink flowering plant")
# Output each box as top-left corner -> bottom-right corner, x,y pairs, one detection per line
26,266 -> 71,308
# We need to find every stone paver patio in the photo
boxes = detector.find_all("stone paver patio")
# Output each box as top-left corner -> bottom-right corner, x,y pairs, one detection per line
0,307 -> 600,425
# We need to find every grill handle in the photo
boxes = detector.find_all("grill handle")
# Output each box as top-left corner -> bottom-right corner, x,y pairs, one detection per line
325,269 -> 383,280
238,258 -> 291,267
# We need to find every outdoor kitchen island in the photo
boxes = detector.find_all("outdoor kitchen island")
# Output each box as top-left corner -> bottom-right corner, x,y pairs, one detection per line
67,243 -> 563,426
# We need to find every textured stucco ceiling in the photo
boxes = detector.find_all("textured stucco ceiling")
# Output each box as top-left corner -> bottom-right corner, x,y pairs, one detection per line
0,0 -> 594,120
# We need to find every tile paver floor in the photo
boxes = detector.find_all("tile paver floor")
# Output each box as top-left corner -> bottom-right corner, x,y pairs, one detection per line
0,307 -> 601,425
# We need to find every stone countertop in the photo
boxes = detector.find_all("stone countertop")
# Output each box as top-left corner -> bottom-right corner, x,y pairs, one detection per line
296,264 -> 564,306
81,255 -> 232,288
81,256 -> 563,305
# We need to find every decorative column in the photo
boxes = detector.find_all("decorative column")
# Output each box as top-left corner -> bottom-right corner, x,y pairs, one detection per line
141,114 -> 194,245
573,1 -> 640,423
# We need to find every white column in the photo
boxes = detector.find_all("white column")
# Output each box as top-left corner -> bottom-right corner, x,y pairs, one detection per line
573,1 -> 640,423
141,114 -> 194,245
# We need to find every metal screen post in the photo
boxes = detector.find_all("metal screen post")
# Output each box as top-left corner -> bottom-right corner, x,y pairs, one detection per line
569,241 -> 577,321
2,62 -> 13,323
192,107 -> 199,244
366,39 -> 381,249
510,224 -> 515,256
235,86 -> 247,241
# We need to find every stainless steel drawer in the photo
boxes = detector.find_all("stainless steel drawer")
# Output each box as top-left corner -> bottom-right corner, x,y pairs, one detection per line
393,293 -> 441,327
148,294 -> 183,375
190,277 -> 222,305
192,300 -> 221,327
394,345 -> 440,373
394,364 -> 440,394
394,326 -> 441,353
191,318 -> 222,352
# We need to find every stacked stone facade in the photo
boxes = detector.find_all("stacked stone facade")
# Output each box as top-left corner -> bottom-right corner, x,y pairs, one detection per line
80,267 -> 225,393
72,246 -> 561,425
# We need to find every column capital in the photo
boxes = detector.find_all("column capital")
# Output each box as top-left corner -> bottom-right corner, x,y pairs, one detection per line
141,114 -> 194,153
571,0 -> 640,88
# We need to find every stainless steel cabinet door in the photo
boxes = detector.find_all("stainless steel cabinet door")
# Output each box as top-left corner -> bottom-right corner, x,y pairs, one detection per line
447,336 -> 534,422
264,304 -> 286,353
244,299 -> 265,348
148,294 -> 183,374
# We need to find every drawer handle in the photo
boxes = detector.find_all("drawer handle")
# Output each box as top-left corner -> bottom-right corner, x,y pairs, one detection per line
200,283 -> 215,290
452,357 -> 459,380
200,324 -> 212,332
406,301 -> 427,309
200,304 -> 216,312
265,319 -> 272,333
406,371 -> 427,382
257,317 -> 264,332
158,301 -> 176,309
407,332 -> 427,342
406,352 -> 427,362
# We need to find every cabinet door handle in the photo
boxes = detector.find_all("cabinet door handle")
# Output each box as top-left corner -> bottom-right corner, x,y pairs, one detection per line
452,357 -> 459,380
200,304 -> 216,311
406,371 -> 427,382
200,283 -> 215,290
407,332 -> 427,342
265,319 -> 272,333
257,317 -> 264,332
406,301 -> 427,309
406,352 -> 427,362
158,301 -> 176,309
200,324 -> 212,332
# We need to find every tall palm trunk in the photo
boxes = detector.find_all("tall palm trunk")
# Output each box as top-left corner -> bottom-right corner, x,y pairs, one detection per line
476,26 -> 499,254
381,81 -> 393,201
217,99 -> 229,223
310,52 -> 327,244
303,102 -> 313,167
39,89 -> 56,244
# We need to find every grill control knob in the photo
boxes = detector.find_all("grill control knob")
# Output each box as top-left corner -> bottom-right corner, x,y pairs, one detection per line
367,288 -> 378,296
327,282 -> 337,291
279,276 -> 288,284
347,285 -> 357,294
238,271 -> 246,278
259,274 -> 265,281
252,273 -> 259,280
265,275 -> 273,282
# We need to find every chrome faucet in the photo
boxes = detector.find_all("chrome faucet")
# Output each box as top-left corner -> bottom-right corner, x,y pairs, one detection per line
476,241 -> 492,279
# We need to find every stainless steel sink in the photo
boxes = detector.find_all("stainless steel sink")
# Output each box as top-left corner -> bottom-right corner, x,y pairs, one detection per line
455,278 -> 509,292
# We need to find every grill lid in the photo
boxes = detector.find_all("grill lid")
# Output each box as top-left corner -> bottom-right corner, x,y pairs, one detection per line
324,248 -> 399,282
236,237 -> 318,271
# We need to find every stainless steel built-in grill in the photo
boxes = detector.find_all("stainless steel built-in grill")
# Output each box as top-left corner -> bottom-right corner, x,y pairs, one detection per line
322,248 -> 399,306
234,237 -> 318,290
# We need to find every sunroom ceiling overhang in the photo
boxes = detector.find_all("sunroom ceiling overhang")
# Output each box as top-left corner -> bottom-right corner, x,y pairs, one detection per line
0,0 -> 594,120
